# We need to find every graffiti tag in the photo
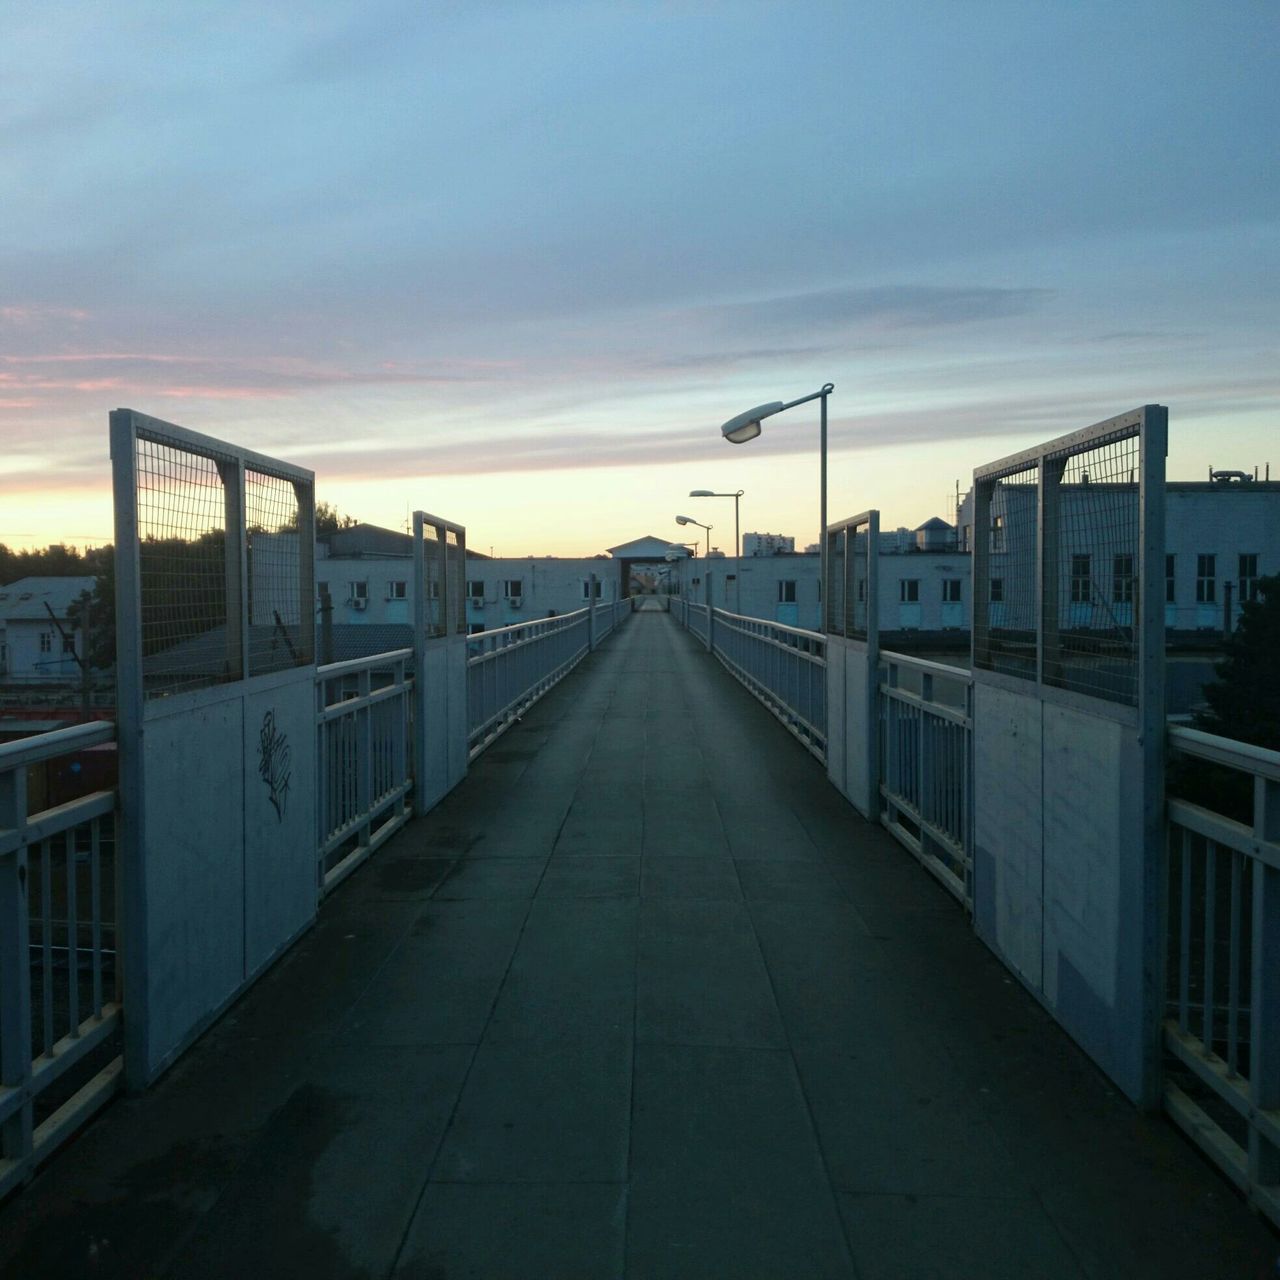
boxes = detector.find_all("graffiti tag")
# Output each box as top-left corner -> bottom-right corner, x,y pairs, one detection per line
258,710 -> 291,822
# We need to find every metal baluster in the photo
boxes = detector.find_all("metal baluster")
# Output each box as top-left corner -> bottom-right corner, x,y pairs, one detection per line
66,829 -> 79,1037
1179,828 -> 1192,1033
1227,849 -> 1242,1077
90,818 -> 103,1018
1204,842 -> 1217,1054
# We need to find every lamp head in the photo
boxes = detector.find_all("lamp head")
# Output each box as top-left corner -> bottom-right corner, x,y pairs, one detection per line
675,515 -> 693,526
721,401 -> 783,444
689,489 -> 714,497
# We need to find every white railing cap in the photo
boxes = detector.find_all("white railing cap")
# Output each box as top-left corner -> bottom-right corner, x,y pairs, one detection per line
0,720 -> 116,770
1168,724 -> 1280,781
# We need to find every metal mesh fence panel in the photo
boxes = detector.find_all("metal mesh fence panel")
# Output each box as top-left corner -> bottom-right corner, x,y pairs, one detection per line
446,529 -> 465,636
422,524 -> 444,638
974,465 -> 1038,681
1045,433 -> 1140,704
245,468 -> 309,675
134,433 -> 234,697
848,523 -> 871,639
825,528 -> 846,636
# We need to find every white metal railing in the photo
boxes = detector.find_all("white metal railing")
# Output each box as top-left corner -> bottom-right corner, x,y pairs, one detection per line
687,602 -> 709,644
878,653 -> 974,907
1163,724 -> 1280,1228
1,722 -> 121,1201
316,650 -> 414,894
710,609 -> 827,760
467,600 -> 630,758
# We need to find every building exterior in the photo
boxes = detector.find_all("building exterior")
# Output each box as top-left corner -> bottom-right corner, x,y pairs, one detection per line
0,577 -> 95,683
742,532 -> 795,557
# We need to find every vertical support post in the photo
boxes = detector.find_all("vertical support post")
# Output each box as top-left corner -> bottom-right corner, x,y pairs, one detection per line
971,478 -> 991,670
1250,779 -> 1280,1193
1040,456 -> 1065,688
412,512 -> 427,808
218,460 -> 247,681
109,410 -> 151,1090
706,572 -> 715,654
588,574 -> 597,651
819,389 -> 829,634
0,766 -> 32,1178
734,493 -> 742,616
1138,404 -> 1169,1108
293,479 -> 316,664
864,512 -> 881,819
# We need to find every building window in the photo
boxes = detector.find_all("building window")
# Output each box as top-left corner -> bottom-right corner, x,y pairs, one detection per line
900,579 -> 920,603
1166,554 -> 1176,604
856,579 -> 866,602
941,579 -> 961,603
39,632 -> 53,653
468,580 -> 485,600
581,579 -> 603,599
348,580 -> 368,602
1196,554 -> 1216,603
62,634 -> 77,654
1240,553 -> 1259,602
1112,554 -> 1135,604
777,580 -> 797,603
990,577 -> 1004,603
426,579 -> 440,599
503,579 -> 523,598
991,515 -> 1005,553
467,623 -> 485,636
386,580 -> 407,600
1070,555 -> 1091,604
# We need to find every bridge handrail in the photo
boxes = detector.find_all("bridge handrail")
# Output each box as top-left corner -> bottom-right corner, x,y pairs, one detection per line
0,721 -> 123,1201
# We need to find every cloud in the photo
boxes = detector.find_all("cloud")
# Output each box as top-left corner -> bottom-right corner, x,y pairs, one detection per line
699,285 -> 1052,338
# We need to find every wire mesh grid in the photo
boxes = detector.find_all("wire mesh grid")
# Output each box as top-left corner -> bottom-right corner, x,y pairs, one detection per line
974,466 -> 1038,681
135,434 -> 234,696
847,523 -> 871,639
1045,434 -> 1140,704
421,524 -> 444,637
446,529 -> 466,636
246,469 -> 309,675
825,528 -> 846,636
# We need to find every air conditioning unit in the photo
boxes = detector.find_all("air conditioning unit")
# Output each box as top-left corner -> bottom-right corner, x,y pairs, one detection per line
349,597 -> 367,611
508,596 -> 523,610
471,597 -> 485,609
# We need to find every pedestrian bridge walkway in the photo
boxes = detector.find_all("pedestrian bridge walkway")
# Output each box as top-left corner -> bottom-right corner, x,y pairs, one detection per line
0,611 -> 1273,1278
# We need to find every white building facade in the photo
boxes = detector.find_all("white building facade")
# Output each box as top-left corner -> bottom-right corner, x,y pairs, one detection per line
0,577 -> 95,683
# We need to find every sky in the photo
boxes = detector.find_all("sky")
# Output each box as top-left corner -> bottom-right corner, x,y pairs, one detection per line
2,1 -> 1277,557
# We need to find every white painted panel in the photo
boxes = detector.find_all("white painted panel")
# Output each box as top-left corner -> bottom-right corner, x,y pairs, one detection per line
142,697 -> 245,1077
845,652 -> 875,820
825,635 -> 848,797
972,680 -> 1043,990
1041,705 -> 1122,1008
417,643 -> 450,812
445,637 -> 469,790
243,673 -> 317,979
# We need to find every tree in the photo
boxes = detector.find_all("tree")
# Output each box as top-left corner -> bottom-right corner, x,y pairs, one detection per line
314,503 -> 357,536
1196,573 -> 1280,751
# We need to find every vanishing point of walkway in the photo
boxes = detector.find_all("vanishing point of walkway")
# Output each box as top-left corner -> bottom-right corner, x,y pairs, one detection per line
0,611 -> 1275,1278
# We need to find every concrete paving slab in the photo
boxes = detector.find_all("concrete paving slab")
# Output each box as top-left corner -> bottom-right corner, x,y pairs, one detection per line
639,855 -> 742,900
636,900 -> 786,1049
537,853 -> 641,898
334,900 -> 527,1046
396,1182 -> 628,1280
837,1192 -> 1087,1280
432,854 -> 548,899
734,856 -> 849,902
485,898 -> 637,1045
166,1044 -> 471,1279
432,1040 -> 632,1183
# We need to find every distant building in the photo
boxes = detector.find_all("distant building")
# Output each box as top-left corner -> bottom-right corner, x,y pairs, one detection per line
0,577 -> 95,683
743,532 -> 795,556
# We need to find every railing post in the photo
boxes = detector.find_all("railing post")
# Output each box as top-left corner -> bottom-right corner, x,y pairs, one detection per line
706,572 -> 715,653
1251,777 -> 1280,1194
589,574 -> 597,651
0,764 -> 33,1182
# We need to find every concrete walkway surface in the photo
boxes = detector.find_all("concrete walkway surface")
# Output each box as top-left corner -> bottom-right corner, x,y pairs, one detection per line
1,610 -> 1276,1278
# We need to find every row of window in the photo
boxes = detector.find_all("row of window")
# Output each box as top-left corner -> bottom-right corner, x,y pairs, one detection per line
982,553 -> 1262,605
35,632 -> 77,654
340,579 -> 539,604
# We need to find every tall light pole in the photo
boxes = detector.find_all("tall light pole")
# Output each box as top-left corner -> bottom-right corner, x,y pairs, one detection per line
720,383 -> 834,631
690,488 -> 743,614
675,516 -> 711,603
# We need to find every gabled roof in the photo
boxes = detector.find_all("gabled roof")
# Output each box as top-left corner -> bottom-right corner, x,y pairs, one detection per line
0,577 -> 97,623
605,535 -> 687,558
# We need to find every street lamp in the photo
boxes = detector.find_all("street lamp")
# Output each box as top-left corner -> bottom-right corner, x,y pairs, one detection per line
690,488 -> 743,614
675,515 -> 711,560
721,383 -> 834,630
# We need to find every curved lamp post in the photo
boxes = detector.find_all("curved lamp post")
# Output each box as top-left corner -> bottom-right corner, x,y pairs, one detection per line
675,516 -> 712,603
690,488 -> 743,614
721,383 -> 834,630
